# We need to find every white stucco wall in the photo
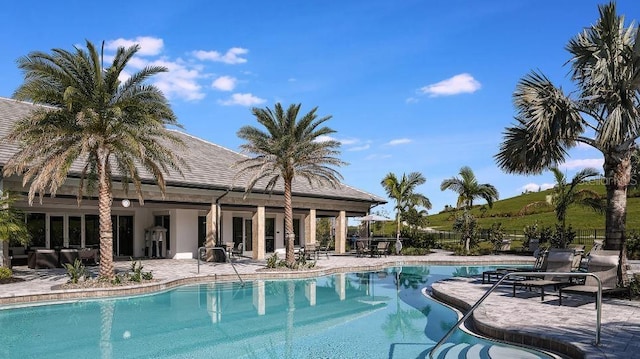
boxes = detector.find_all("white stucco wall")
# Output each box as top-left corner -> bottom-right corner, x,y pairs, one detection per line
173,209 -> 199,259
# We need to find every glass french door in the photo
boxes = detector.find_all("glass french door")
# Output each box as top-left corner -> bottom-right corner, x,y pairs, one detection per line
265,218 -> 275,253
49,216 -> 64,249
112,215 -> 134,256
232,217 -> 253,252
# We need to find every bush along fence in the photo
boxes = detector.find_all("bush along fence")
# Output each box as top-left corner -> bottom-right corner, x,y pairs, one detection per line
425,229 -> 640,249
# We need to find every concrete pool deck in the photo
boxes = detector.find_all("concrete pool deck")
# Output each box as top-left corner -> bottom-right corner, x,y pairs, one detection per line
0,250 -> 638,358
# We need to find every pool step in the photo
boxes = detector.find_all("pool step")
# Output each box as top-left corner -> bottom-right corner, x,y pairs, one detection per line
432,342 -> 544,359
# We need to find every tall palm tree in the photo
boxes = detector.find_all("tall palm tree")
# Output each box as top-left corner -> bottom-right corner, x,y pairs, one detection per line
3,40 -> 184,279
236,103 -> 345,266
495,2 -> 640,252
520,167 -> 604,231
440,166 -> 499,209
381,172 -> 431,245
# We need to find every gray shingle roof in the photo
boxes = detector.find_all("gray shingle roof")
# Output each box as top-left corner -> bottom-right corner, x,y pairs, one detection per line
0,97 -> 386,204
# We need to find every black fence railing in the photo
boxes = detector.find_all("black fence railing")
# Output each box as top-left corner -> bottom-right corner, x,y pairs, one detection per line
428,229 -> 636,248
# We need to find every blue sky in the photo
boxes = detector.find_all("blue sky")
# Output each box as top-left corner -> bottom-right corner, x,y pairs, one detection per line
1,1 -> 639,217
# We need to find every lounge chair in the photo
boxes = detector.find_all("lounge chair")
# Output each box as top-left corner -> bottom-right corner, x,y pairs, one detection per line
512,250 -> 574,301
559,252 -> 629,308
484,250 -> 548,284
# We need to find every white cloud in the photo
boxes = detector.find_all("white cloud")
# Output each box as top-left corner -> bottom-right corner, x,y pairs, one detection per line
405,97 -> 419,104
211,76 -> 237,91
419,73 -> 481,97
152,59 -> 204,101
193,47 -> 249,64
315,135 -> 336,143
521,183 -> 554,193
386,138 -> 412,146
288,78 -> 297,82
348,144 -> 370,151
219,93 -> 266,106
338,138 -> 359,145
105,36 -> 164,56
558,158 -> 604,170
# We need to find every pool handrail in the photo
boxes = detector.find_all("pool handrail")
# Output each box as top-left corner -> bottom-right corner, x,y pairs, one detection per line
428,271 -> 602,358
197,246 -> 244,286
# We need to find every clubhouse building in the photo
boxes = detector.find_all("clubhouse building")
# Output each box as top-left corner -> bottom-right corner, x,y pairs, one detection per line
0,98 -> 386,261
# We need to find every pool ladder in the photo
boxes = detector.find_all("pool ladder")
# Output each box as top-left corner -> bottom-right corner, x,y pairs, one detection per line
428,271 -> 602,358
197,246 -> 244,286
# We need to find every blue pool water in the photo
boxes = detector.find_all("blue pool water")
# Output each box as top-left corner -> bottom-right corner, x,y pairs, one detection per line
0,265 -> 553,358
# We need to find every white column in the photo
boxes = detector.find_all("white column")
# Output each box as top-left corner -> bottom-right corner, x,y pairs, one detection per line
335,210 -> 347,254
304,209 -> 316,245
205,203 -> 217,261
252,206 -> 265,260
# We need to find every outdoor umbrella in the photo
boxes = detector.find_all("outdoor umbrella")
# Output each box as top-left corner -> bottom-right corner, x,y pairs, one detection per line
356,214 -> 391,239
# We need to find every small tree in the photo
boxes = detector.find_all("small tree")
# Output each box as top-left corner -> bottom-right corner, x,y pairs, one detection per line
0,191 -> 31,267
487,222 -> 506,252
452,210 -> 478,254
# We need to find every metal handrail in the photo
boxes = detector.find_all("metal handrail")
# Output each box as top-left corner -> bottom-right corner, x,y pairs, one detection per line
428,271 -> 602,358
197,246 -> 244,286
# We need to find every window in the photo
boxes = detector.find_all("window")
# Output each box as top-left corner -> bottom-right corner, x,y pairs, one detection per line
26,213 -> 46,247
85,215 -> 100,247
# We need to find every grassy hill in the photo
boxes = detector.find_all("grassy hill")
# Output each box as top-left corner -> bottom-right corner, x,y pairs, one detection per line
425,183 -> 640,232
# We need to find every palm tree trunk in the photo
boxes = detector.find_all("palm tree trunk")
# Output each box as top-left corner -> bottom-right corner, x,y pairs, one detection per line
603,152 -> 631,250
284,179 -> 295,266
98,155 -> 114,280
395,212 -> 401,241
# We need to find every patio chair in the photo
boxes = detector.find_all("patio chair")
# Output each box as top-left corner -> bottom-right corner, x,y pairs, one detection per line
559,252 -> 629,308
34,249 -> 59,269
374,241 -> 389,258
355,241 -> 371,258
318,240 -> 331,259
225,242 -> 242,258
303,243 -> 319,260
59,249 -> 79,266
512,250 -> 574,301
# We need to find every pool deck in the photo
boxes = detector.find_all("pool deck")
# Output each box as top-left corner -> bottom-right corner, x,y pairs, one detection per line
1,250 -> 639,358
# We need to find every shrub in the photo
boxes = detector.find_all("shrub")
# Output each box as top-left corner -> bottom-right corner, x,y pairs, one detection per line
401,247 -> 430,255
129,259 -> 153,282
486,222 -> 506,251
64,259 -> 88,284
626,232 -> 640,259
266,253 -> 279,268
0,267 -> 12,280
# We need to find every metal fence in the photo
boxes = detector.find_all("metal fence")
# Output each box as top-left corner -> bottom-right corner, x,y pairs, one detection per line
429,228 -> 636,248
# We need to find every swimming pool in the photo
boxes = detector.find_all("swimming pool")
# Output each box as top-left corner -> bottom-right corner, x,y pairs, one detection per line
0,265 -> 553,358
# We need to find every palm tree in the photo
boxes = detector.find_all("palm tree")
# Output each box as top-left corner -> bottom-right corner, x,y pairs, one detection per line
440,166 -> 499,209
236,103 -> 345,266
495,2 -> 640,252
381,172 -> 431,247
3,40 -> 184,279
520,167 -> 604,231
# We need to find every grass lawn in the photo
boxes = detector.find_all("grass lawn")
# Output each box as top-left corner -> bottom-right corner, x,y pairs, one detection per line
426,184 -> 640,232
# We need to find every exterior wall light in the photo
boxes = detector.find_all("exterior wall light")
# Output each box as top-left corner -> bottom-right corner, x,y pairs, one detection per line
122,199 -> 131,208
